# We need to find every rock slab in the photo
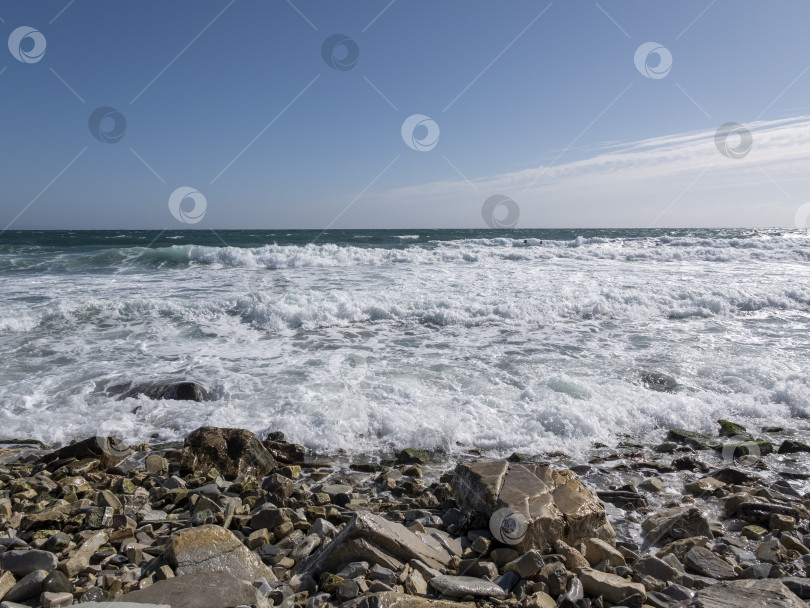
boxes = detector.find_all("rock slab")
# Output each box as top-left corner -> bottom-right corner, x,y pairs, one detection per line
115,572 -> 268,608
164,524 -> 276,581
682,579 -> 805,607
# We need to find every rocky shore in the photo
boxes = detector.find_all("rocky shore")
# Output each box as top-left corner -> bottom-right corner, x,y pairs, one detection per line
1,421 -> 810,608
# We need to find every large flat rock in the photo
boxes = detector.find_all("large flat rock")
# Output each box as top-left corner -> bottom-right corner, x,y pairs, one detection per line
342,591 -> 476,608
296,511 -> 452,577
452,461 -> 614,552
681,579 -> 805,607
114,572 -> 269,608
164,524 -> 276,581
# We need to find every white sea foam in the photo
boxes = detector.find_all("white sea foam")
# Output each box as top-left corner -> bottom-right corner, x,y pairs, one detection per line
0,233 -> 809,455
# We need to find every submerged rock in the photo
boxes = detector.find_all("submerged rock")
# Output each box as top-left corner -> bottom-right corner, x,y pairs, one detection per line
122,380 -> 209,402
667,429 -> 717,450
641,371 -> 678,393
451,460 -> 614,553
179,426 -> 276,480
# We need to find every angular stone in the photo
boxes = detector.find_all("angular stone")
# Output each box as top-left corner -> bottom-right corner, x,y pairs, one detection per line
342,591 -> 476,608
635,555 -> 680,583
428,575 -> 506,599
685,579 -> 805,607
40,591 -> 73,608
164,524 -> 276,581
554,539 -> 589,571
0,570 -> 16,599
584,537 -> 625,567
642,507 -> 711,544
0,550 -> 58,576
451,460 -> 614,553
116,571 -> 269,608
576,567 -> 646,604
683,546 -> 736,580
295,511 -> 451,577
667,429 -> 716,450
179,426 -> 276,480
39,435 -> 132,470
738,502 -> 800,525
62,531 -> 108,577
503,550 -> 544,579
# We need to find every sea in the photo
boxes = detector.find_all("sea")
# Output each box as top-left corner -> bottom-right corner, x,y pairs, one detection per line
1,228 -> 809,458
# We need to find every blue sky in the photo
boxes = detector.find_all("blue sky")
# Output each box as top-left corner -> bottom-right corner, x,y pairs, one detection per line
2,0 -> 810,229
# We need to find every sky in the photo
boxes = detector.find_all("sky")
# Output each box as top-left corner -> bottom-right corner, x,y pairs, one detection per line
2,0 -> 810,230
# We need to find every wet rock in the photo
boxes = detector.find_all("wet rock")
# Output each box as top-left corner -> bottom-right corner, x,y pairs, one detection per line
778,440 -> 810,454
738,502 -> 800,525
38,436 -> 132,470
397,449 -> 431,465
667,429 -> 716,450
683,579 -> 806,607
596,490 -> 648,510
122,380 -> 209,402
0,550 -> 58,576
117,571 -> 270,608
296,511 -> 451,577
683,546 -> 736,580
41,570 -> 71,594
642,372 -> 678,393
451,460 -> 614,553
179,426 -> 276,480
164,524 -> 276,580
642,507 -> 712,545
263,439 -> 306,464
717,419 -> 748,437
576,566 -> 646,604
428,575 -> 507,599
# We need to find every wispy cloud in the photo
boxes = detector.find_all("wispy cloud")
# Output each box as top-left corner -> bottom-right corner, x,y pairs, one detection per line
369,116 -> 810,228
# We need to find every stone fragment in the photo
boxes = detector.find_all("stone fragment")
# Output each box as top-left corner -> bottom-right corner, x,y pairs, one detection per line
428,575 -> 506,599
342,591 -> 476,608
685,579 -> 805,608
296,511 -> 451,577
642,507 -> 711,544
504,550 -> 544,578
451,460 -> 614,553
584,537 -> 626,567
0,550 -> 58,576
116,571 -> 270,608
40,591 -> 73,608
62,531 -> 108,577
164,524 -> 276,580
683,546 -> 736,580
576,567 -> 646,604
738,502 -> 799,525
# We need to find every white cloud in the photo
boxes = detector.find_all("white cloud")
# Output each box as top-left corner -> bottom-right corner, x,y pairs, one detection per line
368,116 -> 810,228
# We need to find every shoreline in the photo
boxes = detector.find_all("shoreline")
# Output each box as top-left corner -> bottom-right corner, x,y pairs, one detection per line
1,421 -> 809,607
